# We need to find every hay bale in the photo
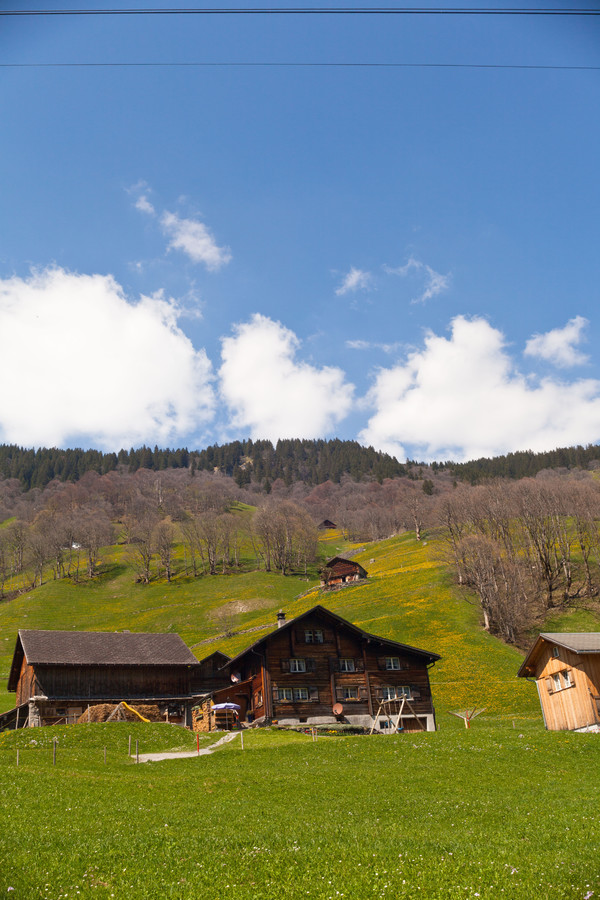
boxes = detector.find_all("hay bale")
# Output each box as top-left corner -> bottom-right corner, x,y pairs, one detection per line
76,703 -> 163,724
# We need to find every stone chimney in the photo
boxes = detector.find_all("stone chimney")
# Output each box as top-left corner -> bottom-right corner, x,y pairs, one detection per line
277,609 -> 286,628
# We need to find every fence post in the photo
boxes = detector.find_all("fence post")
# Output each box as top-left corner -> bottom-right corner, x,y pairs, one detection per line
128,734 -> 132,756
16,749 -> 19,767
240,731 -> 244,751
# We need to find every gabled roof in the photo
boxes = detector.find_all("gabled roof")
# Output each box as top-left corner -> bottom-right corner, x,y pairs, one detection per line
198,650 -> 232,666
221,604 -> 440,669
517,632 -> 600,678
8,630 -> 199,691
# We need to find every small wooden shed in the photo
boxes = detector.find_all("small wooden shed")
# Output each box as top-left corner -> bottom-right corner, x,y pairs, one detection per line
517,633 -> 600,732
320,556 -> 368,588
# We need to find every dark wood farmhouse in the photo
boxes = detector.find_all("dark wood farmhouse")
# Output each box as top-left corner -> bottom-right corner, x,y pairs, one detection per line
211,605 -> 440,732
318,519 -> 337,530
320,557 -> 368,588
4,630 -> 205,729
518,633 -> 600,732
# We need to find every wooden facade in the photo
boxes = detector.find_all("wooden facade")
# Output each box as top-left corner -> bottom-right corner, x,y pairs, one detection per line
518,633 -> 600,732
320,557 -> 368,588
5,630 -> 205,728
212,605 -> 440,732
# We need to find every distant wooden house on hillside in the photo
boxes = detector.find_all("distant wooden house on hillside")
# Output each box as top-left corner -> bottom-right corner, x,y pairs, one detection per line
2,630 -> 206,730
318,519 -> 337,530
210,605 -> 440,732
320,556 -> 368,588
518,633 -> 600,732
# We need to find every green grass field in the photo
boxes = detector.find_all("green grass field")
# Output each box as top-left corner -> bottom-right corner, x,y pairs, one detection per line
1,526 -> 600,897
1,721 -> 599,899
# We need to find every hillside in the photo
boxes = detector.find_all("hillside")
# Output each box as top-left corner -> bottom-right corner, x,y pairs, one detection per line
0,526 -> 542,720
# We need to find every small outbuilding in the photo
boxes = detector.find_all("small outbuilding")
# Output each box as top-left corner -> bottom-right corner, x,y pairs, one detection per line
318,519 -> 337,530
517,632 -> 600,732
320,556 -> 368,588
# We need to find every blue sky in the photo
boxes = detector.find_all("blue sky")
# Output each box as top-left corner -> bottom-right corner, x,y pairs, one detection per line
1,3 -> 599,462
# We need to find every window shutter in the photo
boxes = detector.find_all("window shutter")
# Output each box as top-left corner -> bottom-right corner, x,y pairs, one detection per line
272,686 -> 279,702
358,685 -> 368,701
374,687 -> 384,700
306,658 -> 316,673
280,659 -> 290,672
377,656 -> 387,670
411,686 -> 421,700
335,687 -> 344,701
355,659 -> 365,673
309,686 -> 319,702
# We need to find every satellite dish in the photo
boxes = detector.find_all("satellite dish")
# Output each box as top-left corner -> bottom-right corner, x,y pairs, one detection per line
231,671 -> 241,683
333,703 -> 344,716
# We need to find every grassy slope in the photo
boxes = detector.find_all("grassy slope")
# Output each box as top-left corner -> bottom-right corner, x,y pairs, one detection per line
0,527 -> 538,718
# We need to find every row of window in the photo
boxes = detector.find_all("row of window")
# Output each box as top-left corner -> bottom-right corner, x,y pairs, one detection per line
549,670 -> 573,692
275,685 -> 413,703
285,656 -> 404,673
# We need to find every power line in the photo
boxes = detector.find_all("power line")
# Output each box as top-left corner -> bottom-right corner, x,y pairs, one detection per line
1,7 -> 599,17
1,61 -> 598,70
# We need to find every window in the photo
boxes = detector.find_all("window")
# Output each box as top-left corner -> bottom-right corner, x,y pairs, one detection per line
552,673 -> 562,692
385,657 -> 401,670
254,690 -> 263,707
290,658 -> 306,673
341,686 -> 359,700
305,629 -> 324,644
382,685 -> 412,701
293,687 -> 309,701
278,688 -> 294,702
339,658 -> 356,673
552,647 -> 560,658
562,669 -> 572,688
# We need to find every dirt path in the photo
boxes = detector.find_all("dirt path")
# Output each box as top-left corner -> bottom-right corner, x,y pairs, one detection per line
135,731 -> 239,763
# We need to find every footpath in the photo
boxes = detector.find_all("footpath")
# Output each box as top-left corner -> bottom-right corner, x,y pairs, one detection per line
135,731 -> 239,763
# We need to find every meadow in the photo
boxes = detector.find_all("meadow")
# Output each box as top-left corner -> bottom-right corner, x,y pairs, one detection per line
0,720 -> 599,900
2,524 -> 599,898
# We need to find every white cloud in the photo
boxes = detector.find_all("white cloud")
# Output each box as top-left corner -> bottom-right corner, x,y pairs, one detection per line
346,339 -> 401,354
0,268 -> 214,449
130,184 -> 231,271
384,257 -> 450,304
524,316 -> 589,368
135,194 -> 156,216
359,316 -> 600,462
160,211 -> 232,270
219,314 -> 354,441
335,267 -> 372,296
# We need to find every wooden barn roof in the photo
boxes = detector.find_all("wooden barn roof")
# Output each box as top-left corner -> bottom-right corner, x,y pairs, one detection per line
518,632 -> 600,677
8,630 -> 199,691
323,557 -> 367,576
221,604 -> 440,669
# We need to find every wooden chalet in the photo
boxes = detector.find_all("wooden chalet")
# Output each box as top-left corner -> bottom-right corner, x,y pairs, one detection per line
320,556 -> 367,588
3,630 -> 205,729
518,633 -> 600,732
211,605 -> 440,732
318,519 -> 337,530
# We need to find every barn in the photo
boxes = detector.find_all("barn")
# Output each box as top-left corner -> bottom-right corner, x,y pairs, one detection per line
211,605 -> 440,732
320,557 -> 368,587
3,630 -> 205,729
518,633 -> 600,732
